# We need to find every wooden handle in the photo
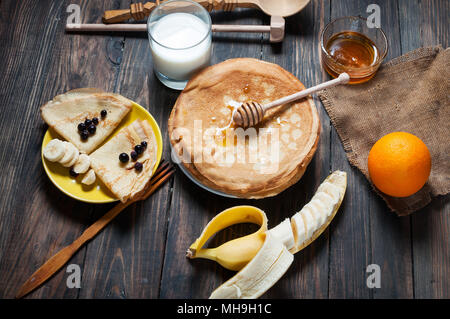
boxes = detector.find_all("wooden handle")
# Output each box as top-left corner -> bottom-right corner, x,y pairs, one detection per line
66,23 -> 270,33
15,202 -> 130,298
102,0 -> 257,24
263,73 -> 350,110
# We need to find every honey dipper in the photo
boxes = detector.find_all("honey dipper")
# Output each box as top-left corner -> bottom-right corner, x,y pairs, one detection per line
233,72 -> 350,128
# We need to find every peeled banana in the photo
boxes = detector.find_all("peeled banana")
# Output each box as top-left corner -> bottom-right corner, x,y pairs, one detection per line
289,170 -> 346,253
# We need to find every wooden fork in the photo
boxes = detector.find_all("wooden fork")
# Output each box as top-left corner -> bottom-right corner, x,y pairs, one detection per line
16,160 -> 175,299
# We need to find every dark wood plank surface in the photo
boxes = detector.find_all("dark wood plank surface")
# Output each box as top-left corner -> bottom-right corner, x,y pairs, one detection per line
0,0 -> 448,299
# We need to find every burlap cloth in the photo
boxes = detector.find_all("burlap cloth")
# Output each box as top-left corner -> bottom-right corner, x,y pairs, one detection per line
318,46 -> 449,216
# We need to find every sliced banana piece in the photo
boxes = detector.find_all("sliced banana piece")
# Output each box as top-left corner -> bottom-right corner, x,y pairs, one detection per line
307,199 -> 327,224
59,142 -> 78,166
81,169 -> 96,185
43,139 -> 65,162
291,213 -> 306,249
301,207 -> 317,239
209,233 -> 293,299
73,154 -> 90,174
266,218 -> 295,250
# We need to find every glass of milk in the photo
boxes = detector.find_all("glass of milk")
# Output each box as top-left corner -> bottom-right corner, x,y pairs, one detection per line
147,0 -> 212,90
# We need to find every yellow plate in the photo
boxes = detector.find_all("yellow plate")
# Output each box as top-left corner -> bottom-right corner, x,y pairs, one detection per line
41,102 -> 163,204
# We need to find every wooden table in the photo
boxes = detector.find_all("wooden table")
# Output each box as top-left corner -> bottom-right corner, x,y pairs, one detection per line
0,0 -> 448,299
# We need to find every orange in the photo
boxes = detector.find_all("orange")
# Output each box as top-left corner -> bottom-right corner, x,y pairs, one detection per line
368,132 -> 431,197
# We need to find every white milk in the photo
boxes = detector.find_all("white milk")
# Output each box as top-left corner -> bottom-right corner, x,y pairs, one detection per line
150,13 -> 211,81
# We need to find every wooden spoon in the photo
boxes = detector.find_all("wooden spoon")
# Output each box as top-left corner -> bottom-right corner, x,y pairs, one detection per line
103,0 -> 310,24
233,73 -> 350,128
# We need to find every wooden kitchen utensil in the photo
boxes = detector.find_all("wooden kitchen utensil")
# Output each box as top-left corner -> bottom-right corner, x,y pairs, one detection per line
102,0 -> 310,23
233,73 -> 350,128
66,15 -> 285,43
15,160 -> 174,299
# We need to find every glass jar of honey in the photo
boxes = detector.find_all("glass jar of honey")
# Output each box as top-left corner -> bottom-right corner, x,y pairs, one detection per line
320,16 -> 388,84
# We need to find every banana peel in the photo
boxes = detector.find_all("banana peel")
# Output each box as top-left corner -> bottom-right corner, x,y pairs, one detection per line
186,206 -> 267,271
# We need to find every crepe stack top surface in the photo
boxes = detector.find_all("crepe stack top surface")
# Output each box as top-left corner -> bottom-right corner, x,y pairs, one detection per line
40,88 -> 133,154
90,119 -> 158,203
169,58 -> 321,198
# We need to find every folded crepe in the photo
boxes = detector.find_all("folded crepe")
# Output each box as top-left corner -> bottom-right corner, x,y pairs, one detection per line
40,88 -> 133,154
89,120 -> 158,203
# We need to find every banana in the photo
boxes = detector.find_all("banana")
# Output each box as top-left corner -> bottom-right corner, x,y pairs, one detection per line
73,154 -> 90,174
209,232 -> 293,299
187,206 -> 267,271
266,218 -> 295,250
43,139 -> 65,162
81,168 -> 96,185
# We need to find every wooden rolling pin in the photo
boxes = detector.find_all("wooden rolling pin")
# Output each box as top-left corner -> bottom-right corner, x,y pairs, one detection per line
66,16 -> 285,43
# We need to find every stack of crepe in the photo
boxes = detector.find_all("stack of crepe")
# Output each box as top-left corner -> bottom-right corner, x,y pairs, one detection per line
168,58 -> 320,198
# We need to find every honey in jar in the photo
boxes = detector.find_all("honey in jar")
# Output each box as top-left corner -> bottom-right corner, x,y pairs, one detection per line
322,31 -> 381,84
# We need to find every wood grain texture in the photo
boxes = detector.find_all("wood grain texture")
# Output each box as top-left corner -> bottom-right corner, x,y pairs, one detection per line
360,0 -> 414,299
260,0 -> 331,299
327,0 -> 413,299
0,0 -> 448,299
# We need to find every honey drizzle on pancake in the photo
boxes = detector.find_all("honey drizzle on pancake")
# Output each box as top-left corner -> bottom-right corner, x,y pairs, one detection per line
215,101 -> 240,147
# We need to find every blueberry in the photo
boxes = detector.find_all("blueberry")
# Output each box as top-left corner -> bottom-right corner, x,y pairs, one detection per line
78,123 -> 86,131
119,152 -> 129,163
92,117 -> 99,125
134,162 -> 143,171
141,141 -> 147,149
69,168 -> 78,177
101,109 -> 107,118
134,144 -> 143,154
130,151 -> 138,161
84,118 -> 92,127
80,130 -> 89,140
88,124 -> 96,134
